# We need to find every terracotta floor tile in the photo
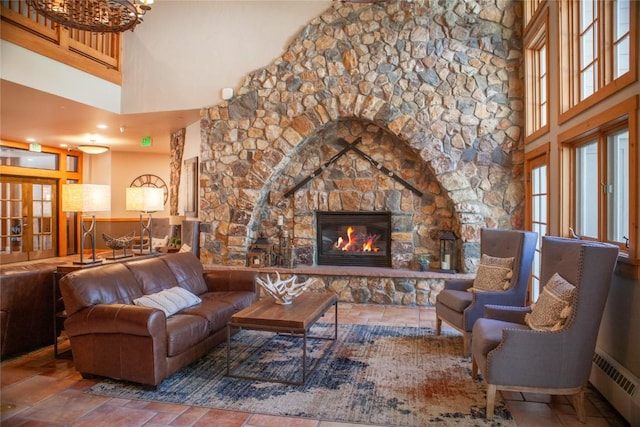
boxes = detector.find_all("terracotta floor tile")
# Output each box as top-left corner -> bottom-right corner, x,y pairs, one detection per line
169,406 -> 210,425
192,408 -> 251,427
18,389 -> 108,424
69,404 -> 157,427
245,413 -> 319,427
1,375 -> 76,405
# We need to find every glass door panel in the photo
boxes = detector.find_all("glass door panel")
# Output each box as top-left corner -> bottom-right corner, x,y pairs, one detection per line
0,177 -> 57,263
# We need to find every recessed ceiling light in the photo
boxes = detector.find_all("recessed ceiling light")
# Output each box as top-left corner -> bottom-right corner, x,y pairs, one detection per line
97,124 -> 108,129
60,143 -> 68,148
26,137 -> 36,142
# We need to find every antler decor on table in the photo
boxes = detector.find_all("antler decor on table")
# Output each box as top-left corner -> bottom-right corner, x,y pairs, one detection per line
256,272 -> 315,305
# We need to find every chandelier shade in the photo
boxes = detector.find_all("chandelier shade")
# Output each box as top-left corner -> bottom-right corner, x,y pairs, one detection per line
77,144 -> 110,154
26,0 -> 153,33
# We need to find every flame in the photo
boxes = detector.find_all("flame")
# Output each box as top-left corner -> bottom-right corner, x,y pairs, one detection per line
334,226 -> 380,252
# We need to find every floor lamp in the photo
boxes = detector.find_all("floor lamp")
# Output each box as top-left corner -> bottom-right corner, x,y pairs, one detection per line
62,184 -> 111,265
126,187 -> 165,255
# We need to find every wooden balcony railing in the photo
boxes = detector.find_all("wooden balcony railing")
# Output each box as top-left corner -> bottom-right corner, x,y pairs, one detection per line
1,0 -> 122,84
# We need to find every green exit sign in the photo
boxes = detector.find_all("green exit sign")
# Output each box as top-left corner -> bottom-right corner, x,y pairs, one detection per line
141,136 -> 152,147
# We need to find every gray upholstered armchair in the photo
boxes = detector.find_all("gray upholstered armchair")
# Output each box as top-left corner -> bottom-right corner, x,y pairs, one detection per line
471,236 -> 619,422
435,228 -> 538,355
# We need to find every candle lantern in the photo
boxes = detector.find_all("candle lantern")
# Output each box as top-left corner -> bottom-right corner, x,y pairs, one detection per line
439,230 -> 457,273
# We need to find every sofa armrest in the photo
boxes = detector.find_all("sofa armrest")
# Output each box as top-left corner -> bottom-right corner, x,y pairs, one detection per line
203,270 -> 258,294
483,304 -> 530,324
65,304 -> 167,338
443,279 -> 474,292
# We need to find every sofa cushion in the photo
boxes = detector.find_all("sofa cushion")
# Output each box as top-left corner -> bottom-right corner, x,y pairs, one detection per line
180,296 -> 237,332
160,252 -> 208,295
126,257 -> 179,295
133,287 -> 201,317
59,264 -> 143,316
165,314 -> 210,357
470,254 -> 514,292
525,273 -> 575,331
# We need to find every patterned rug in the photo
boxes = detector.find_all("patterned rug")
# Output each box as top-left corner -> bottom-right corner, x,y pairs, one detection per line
87,323 -> 515,426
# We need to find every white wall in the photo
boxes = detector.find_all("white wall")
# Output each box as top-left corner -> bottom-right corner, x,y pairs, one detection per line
120,1 -> 331,113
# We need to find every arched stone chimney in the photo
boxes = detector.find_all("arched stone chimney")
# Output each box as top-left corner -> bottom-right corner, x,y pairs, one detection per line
199,0 -> 524,272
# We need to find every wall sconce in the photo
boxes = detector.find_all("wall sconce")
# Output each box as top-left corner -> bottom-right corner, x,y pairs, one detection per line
62,184 -> 111,265
439,230 -> 457,273
126,187 -> 164,255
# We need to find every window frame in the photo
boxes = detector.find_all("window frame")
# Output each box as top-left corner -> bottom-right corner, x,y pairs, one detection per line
559,96 -> 638,276
558,0 -> 637,123
524,8 -> 550,143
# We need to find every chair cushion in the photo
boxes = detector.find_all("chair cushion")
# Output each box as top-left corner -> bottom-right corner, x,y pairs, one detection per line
469,254 -> 514,292
133,286 -> 202,317
472,317 -> 530,357
437,289 -> 473,312
525,273 -> 575,331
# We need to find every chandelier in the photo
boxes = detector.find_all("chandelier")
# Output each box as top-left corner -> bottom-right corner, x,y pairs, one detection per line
27,0 -> 153,33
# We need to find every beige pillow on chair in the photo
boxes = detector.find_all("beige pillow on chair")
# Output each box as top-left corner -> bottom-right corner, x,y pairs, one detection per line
469,254 -> 514,292
525,273 -> 576,331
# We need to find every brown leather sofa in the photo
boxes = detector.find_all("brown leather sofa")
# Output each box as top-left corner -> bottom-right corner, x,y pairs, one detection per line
58,252 -> 258,388
0,264 -> 57,358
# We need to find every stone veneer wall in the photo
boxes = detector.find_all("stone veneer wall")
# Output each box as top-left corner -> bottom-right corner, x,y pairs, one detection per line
199,0 -> 524,277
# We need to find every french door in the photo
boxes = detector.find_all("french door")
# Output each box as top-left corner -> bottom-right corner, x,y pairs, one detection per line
0,177 -> 57,263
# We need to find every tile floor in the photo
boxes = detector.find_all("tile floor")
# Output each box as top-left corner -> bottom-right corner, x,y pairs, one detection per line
0,303 -> 629,426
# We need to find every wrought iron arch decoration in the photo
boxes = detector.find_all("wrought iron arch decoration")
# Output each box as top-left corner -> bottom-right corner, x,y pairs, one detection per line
130,174 -> 168,205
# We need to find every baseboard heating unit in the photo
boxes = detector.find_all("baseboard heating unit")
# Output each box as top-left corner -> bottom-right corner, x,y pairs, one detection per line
590,347 -> 639,425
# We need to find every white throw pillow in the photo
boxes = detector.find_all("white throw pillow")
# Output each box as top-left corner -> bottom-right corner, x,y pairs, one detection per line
179,243 -> 192,253
133,286 -> 201,316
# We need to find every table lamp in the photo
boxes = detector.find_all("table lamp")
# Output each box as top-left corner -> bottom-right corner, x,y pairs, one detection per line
169,214 -> 185,243
126,187 -> 165,254
62,184 -> 111,265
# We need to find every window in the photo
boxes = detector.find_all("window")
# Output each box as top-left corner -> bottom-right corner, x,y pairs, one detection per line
573,127 -> 629,246
559,0 -> 636,120
524,10 -> 549,141
524,0 -> 546,28
525,145 -> 549,302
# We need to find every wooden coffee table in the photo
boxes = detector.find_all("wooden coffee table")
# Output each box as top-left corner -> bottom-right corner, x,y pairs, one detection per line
226,292 -> 338,385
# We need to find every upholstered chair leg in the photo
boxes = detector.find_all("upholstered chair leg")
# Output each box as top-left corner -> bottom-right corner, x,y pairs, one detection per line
471,356 -> 478,379
435,317 -> 441,335
572,388 -> 587,423
486,384 -> 497,420
463,332 -> 470,356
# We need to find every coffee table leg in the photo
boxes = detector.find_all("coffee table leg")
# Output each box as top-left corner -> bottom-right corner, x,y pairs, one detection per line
226,324 -> 231,376
302,331 -> 307,383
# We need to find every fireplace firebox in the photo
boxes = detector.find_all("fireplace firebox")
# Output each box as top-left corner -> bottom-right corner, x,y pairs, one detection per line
316,211 -> 391,267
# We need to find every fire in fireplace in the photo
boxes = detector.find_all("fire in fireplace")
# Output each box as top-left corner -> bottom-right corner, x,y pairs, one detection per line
316,211 -> 391,267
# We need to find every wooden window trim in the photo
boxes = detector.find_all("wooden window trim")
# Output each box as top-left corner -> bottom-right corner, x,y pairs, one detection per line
558,0 -> 637,124
524,8 -> 550,144
524,0 -> 548,31
558,95 -> 638,278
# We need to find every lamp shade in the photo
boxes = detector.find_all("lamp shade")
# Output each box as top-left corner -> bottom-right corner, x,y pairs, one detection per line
62,184 -> 111,212
169,215 -> 186,226
126,187 -> 165,212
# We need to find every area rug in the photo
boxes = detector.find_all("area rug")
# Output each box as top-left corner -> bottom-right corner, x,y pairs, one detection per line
87,323 -> 514,426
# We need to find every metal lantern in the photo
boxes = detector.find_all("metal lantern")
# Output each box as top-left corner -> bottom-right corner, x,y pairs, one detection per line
439,230 -> 457,273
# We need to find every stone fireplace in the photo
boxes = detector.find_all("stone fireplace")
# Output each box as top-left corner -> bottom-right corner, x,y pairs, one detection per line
198,0 -> 525,279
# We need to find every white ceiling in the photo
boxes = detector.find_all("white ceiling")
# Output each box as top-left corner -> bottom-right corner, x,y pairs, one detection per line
0,79 -> 201,154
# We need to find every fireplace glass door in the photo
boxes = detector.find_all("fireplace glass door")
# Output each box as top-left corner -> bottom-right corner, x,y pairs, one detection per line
316,211 -> 391,267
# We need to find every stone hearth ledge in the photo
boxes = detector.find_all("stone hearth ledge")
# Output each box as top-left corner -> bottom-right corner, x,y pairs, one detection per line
203,264 -> 474,306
